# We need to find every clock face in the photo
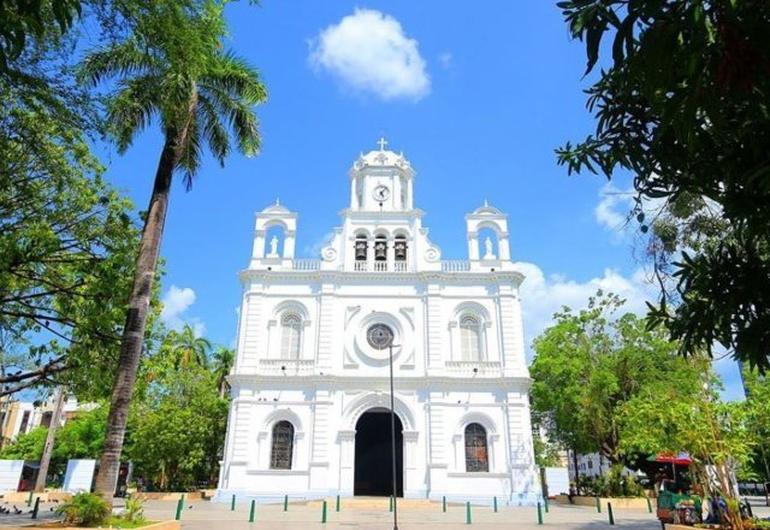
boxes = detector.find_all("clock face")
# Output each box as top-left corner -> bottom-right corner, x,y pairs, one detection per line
373,185 -> 390,202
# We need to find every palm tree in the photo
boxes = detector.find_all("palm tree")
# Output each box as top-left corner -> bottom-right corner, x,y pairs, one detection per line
81,2 -> 266,499
211,346 -> 235,397
169,324 -> 211,369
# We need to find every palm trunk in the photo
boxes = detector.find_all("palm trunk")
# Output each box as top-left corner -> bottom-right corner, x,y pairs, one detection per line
94,135 -> 180,502
34,387 -> 65,492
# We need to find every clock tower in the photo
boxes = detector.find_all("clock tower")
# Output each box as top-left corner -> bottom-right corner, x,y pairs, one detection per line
349,137 -> 414,212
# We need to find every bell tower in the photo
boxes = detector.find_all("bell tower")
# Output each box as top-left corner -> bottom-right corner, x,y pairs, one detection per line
348,137 -> 415,212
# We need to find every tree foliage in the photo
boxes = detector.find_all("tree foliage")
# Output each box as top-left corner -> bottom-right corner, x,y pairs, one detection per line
619,373 -> 751,530
126,344 -> 228,491
0,82 -> 142,397
167,324 -> 211,369
740,369 -> 770,482
0,405 -> 107,478
0,0 -> 82,71
80,0 -> 266,499
530,291 -> 706,466
556,0 -> 770,370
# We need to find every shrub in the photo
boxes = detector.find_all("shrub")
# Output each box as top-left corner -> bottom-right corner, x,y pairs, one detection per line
578,465 -> 645,497
123,495 -> 145,523
56,492 -> 111,526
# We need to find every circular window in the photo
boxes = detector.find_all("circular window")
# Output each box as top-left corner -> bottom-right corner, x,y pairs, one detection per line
366,323 -> 394,350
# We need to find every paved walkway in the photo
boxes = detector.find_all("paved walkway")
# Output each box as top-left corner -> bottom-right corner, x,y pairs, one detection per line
141,497 -> 664,530
0,496 -> 765,529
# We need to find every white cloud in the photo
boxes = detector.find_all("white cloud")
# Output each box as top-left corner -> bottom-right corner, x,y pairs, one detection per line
160,285 -> 206,336
514,262 -> 656,360
595,182 -> 671,240
515,262 -> 744,400
594,183 -> 634,232
309,8 -> 430,101
438,52 -> 453,70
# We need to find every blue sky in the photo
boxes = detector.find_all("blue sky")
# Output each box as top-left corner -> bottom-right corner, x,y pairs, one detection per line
93,1 -> 743,399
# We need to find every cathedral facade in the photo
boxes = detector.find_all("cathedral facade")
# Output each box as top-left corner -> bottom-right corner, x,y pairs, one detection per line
216,141 -> 541,504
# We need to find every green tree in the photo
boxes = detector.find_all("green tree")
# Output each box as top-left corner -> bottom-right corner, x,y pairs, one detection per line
0,82 -> 141,397
168,324 -> 211,370
211,346 -> 234,397
620,374 -> 751,530
555,0 -> 770,371
530,291 -> 706,468
127,364 -> 227,490
80,0 -> 266,497
741,369 -> 770,482
0,405 -> 108,482
0,0 -> 82,70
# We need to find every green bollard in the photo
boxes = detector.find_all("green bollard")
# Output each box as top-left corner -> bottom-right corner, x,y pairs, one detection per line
545,497 -> 549,513
389,495 -> 393,512
442,496 -> 447,513
231,494 -> 236,511
31,497 -> 40,519
596,496 -> 601,513
607,502 -> 615,525
249,499 -> 256,522
321,500 -> 327,523
175,498 -> 183,521
26,491 -> 33,507
336,494 -> 340,512
466,501 -> 472,524
646,496 -> 652,513
493,496 -> 498,513
537,502 -> 543,525
284,494 -> 288,511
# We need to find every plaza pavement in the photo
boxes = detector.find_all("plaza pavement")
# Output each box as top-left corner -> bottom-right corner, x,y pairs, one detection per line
0,496 -> 765,529
141,496 -> 663,530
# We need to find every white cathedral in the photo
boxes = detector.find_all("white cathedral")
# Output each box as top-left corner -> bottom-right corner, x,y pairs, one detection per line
216,140 -> 541,504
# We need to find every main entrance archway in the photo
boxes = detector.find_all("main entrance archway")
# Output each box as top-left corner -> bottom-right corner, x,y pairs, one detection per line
354,408 -> 403,497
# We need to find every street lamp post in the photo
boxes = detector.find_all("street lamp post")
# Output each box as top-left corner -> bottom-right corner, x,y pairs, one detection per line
367,323 -> 399,530
388,343 -> 399,530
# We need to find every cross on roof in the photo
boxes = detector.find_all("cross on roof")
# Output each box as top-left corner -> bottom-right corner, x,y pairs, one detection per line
377,137 -> 388,151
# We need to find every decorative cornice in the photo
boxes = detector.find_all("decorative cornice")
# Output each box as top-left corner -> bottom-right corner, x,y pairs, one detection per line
238,268 -> 525,286
228,373 -> 532,390
338,208 -> 425,219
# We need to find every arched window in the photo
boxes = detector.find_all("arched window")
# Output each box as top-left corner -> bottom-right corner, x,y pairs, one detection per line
460,315 -> 482,361
464,423 -> 489,472
280,313 -> 302,359
270,421 -> 294,469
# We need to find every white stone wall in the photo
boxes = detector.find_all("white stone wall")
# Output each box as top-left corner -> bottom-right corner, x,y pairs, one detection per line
216,144 -> 541,505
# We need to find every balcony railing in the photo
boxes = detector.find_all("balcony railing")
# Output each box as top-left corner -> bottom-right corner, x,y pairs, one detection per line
441,260 -> 471,272
292,259 -> 321,270
445,360 -> 501,375
353,260 -> 411,272
259,358 -> 315,375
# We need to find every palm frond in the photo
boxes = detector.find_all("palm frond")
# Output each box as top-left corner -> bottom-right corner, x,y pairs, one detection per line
106,75 -> 161,153
79,40 -> 157,87
200,82 -> 261,157
177,114 -> 202,191
197,94 -> 230,165
201,50 -> 268,105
